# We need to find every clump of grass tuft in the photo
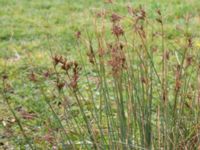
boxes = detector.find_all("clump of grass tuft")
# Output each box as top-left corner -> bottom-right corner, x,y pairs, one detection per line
1,3 -> 200,150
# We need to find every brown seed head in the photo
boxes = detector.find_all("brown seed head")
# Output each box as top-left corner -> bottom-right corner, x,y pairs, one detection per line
111,13 -> 122,23
156,18 -> 162,24
29,72 -> 37,82
75,31 -> 81,39
188,37 -> 193,47
108,43 -> 126,77
57,82 -> 65,91
112,25 -> 124,37
2,74 -> 8,80
43,71 -> 51,78
141,77 -> 148,84
70,62 -> 79,90
186,56 -> 193,67
52,55 -> 60,66
157,9 -> 161,16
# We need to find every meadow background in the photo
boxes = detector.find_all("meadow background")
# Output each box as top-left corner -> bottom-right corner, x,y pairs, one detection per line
0,0 -> 200,149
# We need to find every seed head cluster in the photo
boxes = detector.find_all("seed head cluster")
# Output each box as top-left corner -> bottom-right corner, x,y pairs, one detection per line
52,55 -> 80,90
108,43 -> 126,77
110,13 -> 124,37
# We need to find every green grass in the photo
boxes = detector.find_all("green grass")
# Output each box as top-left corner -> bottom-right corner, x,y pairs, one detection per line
1,0 -> 200,149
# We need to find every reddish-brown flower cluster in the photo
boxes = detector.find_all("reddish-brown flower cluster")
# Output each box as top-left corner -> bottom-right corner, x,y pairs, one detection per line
127,6 -> 146,21
2,74 -> 8,80
53,55 -> 73,72
127,6 -> 147,37
43,70 -> 51,78
70,62 -> 79,90
111,13 -> 122,23
75,31 -> 81,39
188,37 -> 193,48
52,55 -> 80,90
110,12 -> 124,37
108,43 -> 126,77
53,55 -> 64,66
186,56 -> 193,67
156,9 -> 163,24
112,25 -> 124,37
137,8 -> 146,21
29,71 -> 37,82
57,82 -> 65,91
141,76 -> 148,85
137,25 -> 146,39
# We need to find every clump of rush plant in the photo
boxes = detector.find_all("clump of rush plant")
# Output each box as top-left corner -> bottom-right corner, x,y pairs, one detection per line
61,5 -> 199,149
2,4 -> 200,150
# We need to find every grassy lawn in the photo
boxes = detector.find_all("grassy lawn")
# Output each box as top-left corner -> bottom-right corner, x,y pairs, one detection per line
1,0 -> 200,149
